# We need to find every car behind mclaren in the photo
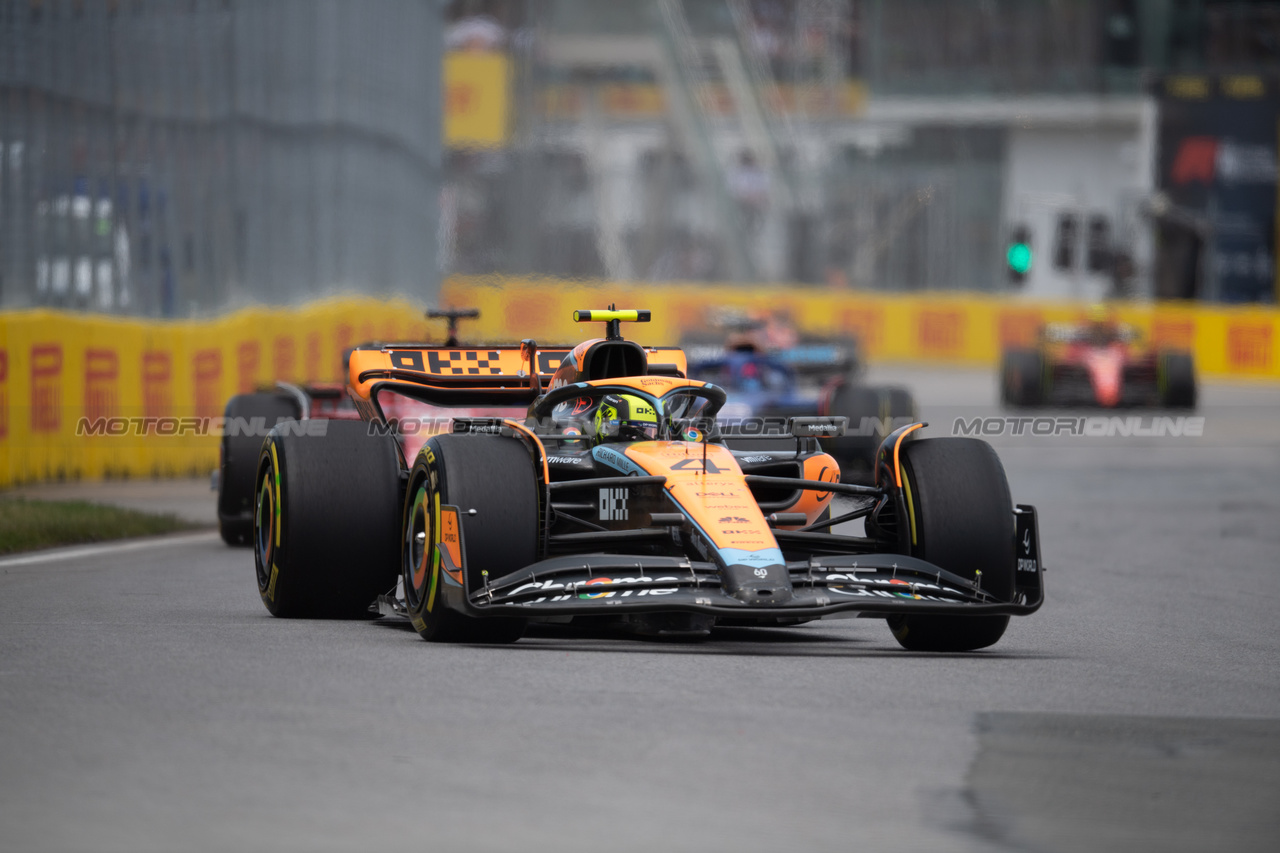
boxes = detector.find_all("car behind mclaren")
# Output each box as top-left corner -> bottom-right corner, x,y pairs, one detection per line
682,308 -> 917,482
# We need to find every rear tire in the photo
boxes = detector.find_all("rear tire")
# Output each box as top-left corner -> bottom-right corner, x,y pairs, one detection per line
886,385 -> 916,428
218,393 -> 301,546
253,420 -> 402,618
1158,351 -> 1197,409
824,382 -> 916,482
403,435 -> 537,643
887,438 -> 1015,652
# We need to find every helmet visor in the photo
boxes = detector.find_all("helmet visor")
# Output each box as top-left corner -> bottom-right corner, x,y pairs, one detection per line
617,419 -> 660,441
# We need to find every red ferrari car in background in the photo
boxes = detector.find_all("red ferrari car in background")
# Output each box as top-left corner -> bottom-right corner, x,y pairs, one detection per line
1001,308 -> 1196,409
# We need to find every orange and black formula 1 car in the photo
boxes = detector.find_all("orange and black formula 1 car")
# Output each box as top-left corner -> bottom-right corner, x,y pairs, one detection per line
251,309 -> 1043,651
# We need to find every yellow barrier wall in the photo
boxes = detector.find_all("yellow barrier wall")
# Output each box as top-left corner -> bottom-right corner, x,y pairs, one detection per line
0,298 -> 434,487
438,277 -> 1280,378
2,281 -> 1277,487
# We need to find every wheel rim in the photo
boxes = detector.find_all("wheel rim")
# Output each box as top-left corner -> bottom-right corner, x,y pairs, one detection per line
254,470 -> 275,590
403,484 -> 432,609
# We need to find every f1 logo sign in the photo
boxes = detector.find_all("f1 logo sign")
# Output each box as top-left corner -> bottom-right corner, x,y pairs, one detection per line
599,487 -> 629,521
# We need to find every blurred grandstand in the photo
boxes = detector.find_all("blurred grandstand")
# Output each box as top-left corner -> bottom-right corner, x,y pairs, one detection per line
2,0 -> 1278,315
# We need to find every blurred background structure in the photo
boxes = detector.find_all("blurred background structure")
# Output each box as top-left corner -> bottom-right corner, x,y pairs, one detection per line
0,0 -> 443,316
2,0 -> 1279,315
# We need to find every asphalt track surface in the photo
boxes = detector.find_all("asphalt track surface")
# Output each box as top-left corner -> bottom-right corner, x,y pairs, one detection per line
2,367 -> 1278,853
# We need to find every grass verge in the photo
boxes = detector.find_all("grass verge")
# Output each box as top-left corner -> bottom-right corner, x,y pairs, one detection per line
0,498 -> 198,555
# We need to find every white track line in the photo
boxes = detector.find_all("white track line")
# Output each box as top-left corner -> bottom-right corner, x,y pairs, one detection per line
0,531 -> 219,568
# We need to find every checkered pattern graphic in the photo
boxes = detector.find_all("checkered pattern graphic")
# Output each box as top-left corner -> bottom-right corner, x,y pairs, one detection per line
428,350 -> 503,375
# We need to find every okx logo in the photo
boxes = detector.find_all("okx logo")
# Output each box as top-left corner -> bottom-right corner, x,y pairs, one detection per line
599,487 -> 629,521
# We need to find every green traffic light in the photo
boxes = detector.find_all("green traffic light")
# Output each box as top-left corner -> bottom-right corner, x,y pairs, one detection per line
1007,242 -> 1032,274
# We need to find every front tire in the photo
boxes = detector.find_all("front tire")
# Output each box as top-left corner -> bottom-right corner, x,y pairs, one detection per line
887,438 -> 1015,652
1158,351 -> 1197,409
253,420 -> 402,618
403,435 -> 537,643
1001,349 -> 1044,407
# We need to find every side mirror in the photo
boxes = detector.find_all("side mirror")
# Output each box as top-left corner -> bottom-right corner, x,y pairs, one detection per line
788,416 -> 848,438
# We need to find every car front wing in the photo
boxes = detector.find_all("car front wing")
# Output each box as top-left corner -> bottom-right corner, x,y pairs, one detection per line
377,505 -> 1045,622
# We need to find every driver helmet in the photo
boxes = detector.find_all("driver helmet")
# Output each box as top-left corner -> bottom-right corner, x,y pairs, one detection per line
593,393 -> 661,444
1083,303 -> 1120,344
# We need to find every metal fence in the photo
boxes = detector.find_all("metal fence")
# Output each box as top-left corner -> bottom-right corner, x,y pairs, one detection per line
0,0 -> 442,317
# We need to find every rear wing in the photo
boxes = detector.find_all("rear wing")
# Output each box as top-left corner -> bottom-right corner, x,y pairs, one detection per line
775,339 -> 860,377
347,343 -> 688,411
348,344 -> 566,410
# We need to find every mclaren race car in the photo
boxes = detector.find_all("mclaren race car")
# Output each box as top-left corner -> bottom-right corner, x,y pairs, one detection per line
251,308 -> 1043,651
1001,308 -> 1196,409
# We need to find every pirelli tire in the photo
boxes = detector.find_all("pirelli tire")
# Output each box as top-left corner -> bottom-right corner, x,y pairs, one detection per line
1158,350 -> 1197,409
888,437 -> 1016,652
253,419 -> 402,618
823,382 -> 916,482
1001,349 -> 1044,407
402,435 -> 537,644
218,392 -> 301,546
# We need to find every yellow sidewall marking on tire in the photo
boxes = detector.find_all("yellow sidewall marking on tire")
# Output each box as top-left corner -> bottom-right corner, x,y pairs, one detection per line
270,443 -> 282,548
267,563 -> 279,602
